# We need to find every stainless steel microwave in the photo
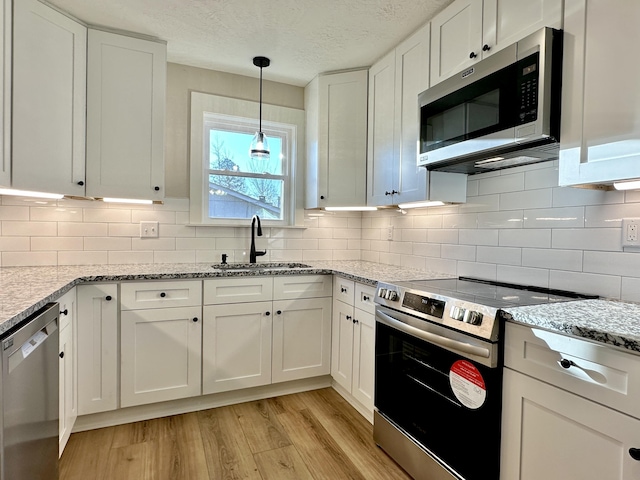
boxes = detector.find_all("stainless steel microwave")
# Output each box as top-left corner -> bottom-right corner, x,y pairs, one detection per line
418,27 -> 563,174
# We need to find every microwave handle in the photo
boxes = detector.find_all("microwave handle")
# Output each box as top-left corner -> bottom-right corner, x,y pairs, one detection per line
376,310 -> 490,359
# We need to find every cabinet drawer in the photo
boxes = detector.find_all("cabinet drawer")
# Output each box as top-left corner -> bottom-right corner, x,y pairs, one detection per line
57,287 -> 76,331
354,283 -> 376,315
121,280 -> 202,310
505,322 -> 640,419
273,275 -> 332,300
204,277 -> 273,305
333,277 -> 355,305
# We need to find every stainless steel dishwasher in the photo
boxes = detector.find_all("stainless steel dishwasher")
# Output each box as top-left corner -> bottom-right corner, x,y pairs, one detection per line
1,303 -> 59,480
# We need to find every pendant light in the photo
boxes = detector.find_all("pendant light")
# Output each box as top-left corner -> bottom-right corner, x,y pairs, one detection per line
249,56 -> 271,159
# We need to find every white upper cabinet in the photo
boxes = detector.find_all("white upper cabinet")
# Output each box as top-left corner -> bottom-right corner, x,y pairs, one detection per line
559,0 -> 640,187
430,0 -> 562,86
12,0 -> 87,196
367,50 -> 397,206
0,0 -> 9,187
305,69 -> 368,208
86,29 -> 166,200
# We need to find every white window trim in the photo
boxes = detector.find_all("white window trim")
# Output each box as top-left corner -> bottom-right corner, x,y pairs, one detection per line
189,91 -> 305,227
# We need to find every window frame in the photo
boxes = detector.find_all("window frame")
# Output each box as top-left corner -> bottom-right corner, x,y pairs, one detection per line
189,92 -> 305,227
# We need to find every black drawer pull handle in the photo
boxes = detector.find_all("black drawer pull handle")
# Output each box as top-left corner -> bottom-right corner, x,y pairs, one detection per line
266,311 -> 271,316
346,315 -> 352,320
469,51 -> 477,59
276,310 -> 282,315
154,186 -> 160,191
363,296 -> 370,301
353,318 -> 358,324
482,44 -> 491,52
59,352 -> 64,359
160,292 -> 166,298
60,309 -> 68,316
105,295 -> 112,301
77,181 -> 84,186
630,448 -> 640,461
560,358 -> 576,369
341,287 -> 347,293
192,317 -> 198,323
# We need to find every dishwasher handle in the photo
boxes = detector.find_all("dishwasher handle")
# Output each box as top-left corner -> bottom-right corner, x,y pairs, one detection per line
7,317 -> 58,375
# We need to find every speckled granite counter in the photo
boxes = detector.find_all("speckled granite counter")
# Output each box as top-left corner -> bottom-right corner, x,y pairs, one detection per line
502,300 -> 640,354
0,260 -> 450,336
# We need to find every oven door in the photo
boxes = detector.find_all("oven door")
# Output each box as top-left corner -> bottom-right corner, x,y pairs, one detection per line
374,307 -> 502,480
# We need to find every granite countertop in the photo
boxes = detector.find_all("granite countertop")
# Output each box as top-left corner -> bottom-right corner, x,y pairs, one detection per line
0,260 -> 450,335
501,300 -> 640,355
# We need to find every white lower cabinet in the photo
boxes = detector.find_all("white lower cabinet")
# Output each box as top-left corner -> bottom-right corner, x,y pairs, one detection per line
57,287 -> 77,457
331,278 -> 377,414
76,283 -> 118,415
501,369 -> 640,480
202,301 -> 272,394
203,275 -> 332,394
501,323 -> 640,479
120,306 -> 202,407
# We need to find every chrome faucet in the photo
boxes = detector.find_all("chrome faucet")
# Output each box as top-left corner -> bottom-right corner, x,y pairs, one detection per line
250,215 -> 267,263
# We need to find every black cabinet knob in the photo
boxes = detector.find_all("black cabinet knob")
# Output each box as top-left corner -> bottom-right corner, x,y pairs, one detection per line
482,44 -> 491,52
105,295 -> 112,301
629,448 -> 640,461
320,195 -> 325,200
160,292 -> 166,298
385,191 -> 390,196
192,317 -> 198,322
560,358 -> 575,369
469,51 -> 477,59
346,315 -> 352,320
59,352 -> 64,359
363,296 -> 369,301
60,309 -> 68,316
77,181 -> 84,186
154,186 -> 160,191
353,318 -> 358,324
341,287 -> 347,293
266,311 -> 271,316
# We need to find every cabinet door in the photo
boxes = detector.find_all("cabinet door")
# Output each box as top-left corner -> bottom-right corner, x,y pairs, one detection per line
501,368 -> 640,480
393,24 -> 430,205
57,288 -> 76,457
367,50 -> 397,206
58,323 -> 72,457
76,284 -> 118,415
314,70 -> 368,208
202,302 -> 272,394
559,0 -> 640,186
272,297 -> 332,383
351,308 -> 375,412
482,0 -> 562,57
0,0 -> 9,187
12,0 -> 86,196
430,0 -> 483,86
86,29 -> 166,200
331,299 -> 354,392
121,306 -> 202,407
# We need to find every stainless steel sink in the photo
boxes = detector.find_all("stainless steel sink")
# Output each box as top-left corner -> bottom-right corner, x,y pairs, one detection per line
211,262 -> 312,273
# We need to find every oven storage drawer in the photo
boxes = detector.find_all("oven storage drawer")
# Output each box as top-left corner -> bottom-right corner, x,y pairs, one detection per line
505,322 -> 640,419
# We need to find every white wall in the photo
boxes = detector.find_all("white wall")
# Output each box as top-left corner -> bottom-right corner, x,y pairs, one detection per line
362,162 -> 640,302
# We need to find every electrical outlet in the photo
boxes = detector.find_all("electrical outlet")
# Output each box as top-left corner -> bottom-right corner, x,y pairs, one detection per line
140,221 -> 159,238
622,218 -> 640,247
386,226 -> 394,241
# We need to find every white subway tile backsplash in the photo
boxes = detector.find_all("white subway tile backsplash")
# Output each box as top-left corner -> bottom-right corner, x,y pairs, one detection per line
413,214 -> 443,229
317,239 -> 345,250
195,226 -> 235,238
0,237 -> 30,251
84,237 -> 132,251
522,248 -> 583,272
549,270 -> 619,298
132,238 -> 176,251
153,250 -> 195,264
60,222 -> 108,237
2,221 -> 57,236
523,206 -> 585,229
131,209 -> 177,224
0,206 -> 29,221
459,229 -> 499,246
477,246 -> 521,266
2,251 -> 57,266
583,251 -> 640,277
457,262 -> 496,280
427,229 -> 459,244
390,241 -> 413,256
413,242 -> 441,258
499,189 -> 553,211
477,211 -> 524,229
442,213 -> 478,229
552,186 -> 623,207
478,172 -> 524,195
302,249 -> 333,261
401,229 -> 427,243
58,251 -> 108,265
621,277 -> 640,302
497,265 -> 549,288
552,228 -> 622,252
30,207 -> 83,222
524,166 -> 559,190
84,208 -> 132,223
458,194 -> 500,213
499,229 -> 551,248
441,244 -> 476,261
585,203 -> 640,227
31,237 -> 84,251
108,251 -> 154,264
401,255 -> 426,270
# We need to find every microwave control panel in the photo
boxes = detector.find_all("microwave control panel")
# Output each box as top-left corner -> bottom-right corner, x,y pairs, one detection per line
517,52 -> 540,124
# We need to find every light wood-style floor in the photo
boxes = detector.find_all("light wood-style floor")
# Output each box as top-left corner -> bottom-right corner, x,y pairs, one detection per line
59,388 -> 412,480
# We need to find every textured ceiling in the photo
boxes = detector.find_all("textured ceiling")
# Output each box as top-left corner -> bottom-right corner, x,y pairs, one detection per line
46,0 -> 453,86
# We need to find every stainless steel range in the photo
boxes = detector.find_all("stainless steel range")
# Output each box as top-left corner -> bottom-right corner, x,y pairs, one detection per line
373,277 -> 597,480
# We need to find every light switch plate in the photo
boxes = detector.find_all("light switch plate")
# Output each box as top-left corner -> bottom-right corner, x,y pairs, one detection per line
140,221 -> 159,238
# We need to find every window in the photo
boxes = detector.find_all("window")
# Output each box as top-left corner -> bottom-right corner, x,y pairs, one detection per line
189,92 -> 304,226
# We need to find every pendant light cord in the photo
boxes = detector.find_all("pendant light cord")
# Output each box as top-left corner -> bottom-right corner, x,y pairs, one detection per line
259,65 -> 263,133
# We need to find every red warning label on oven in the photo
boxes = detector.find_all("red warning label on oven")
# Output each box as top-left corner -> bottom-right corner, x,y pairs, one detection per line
449,360 -> 486,409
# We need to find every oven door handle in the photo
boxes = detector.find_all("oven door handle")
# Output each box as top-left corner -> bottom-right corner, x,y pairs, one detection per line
376,310 -> 491,359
